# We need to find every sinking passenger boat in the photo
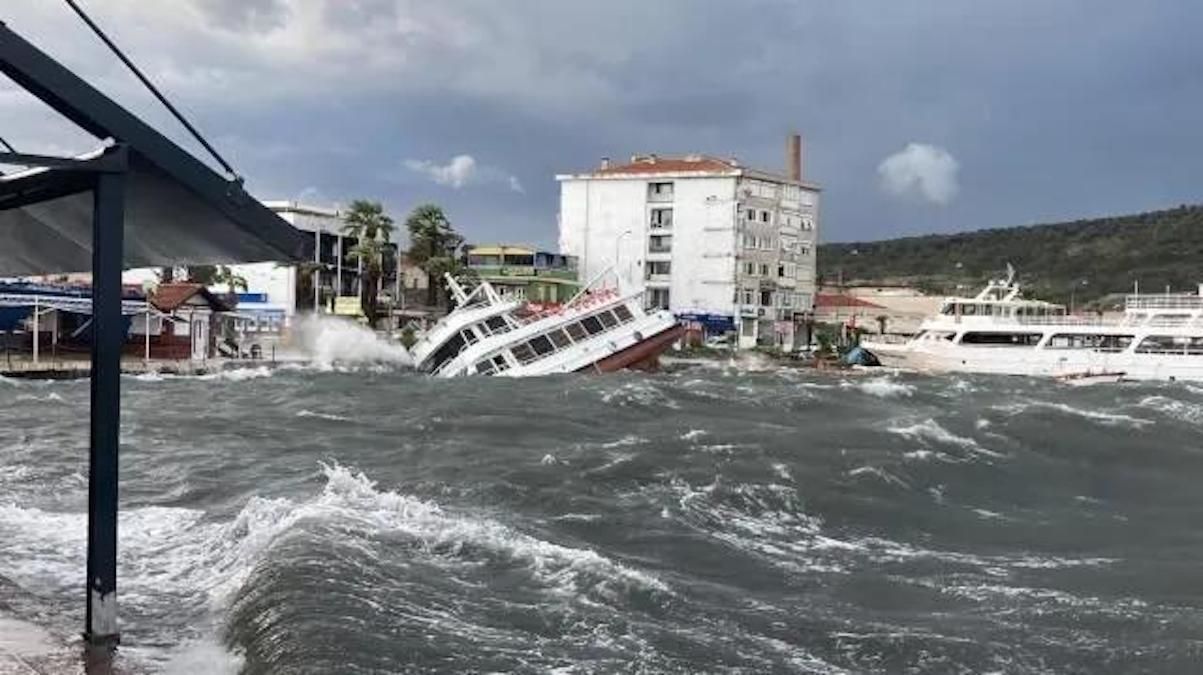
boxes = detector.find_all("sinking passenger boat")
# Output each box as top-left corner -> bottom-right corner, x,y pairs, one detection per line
410,272 -> 684,377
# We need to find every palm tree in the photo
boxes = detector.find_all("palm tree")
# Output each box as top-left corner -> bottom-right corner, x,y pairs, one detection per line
404,204 -> 464,307
213,265 -> 249,296
342,200 -> 395,326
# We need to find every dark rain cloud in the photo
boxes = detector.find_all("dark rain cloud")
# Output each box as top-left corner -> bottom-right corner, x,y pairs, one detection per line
4,0 -> 1203,249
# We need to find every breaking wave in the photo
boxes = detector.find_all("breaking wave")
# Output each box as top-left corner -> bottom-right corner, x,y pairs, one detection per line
289,315 -> 412,369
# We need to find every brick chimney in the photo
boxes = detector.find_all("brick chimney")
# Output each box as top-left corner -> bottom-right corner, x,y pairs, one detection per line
787,133 -> 802,181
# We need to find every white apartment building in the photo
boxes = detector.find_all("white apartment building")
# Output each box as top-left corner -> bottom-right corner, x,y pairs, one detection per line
557,135 -> 820,349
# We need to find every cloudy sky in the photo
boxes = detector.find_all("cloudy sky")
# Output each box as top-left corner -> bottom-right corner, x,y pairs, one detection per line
4,1 -> 1202,247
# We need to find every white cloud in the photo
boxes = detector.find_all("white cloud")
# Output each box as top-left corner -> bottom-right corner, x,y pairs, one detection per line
405,154 -> 477,188
877,143 -> 960,205
404,154 -> 523,192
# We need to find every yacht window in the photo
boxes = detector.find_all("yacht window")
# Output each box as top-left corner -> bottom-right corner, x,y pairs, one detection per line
960,332 -> 1042,347
582,316 -> 605,335
1046,334 -> 1134,352
461,328 -> 479,345
512,343 -> 538,364
613,305 -> 634,323
530,335 -> 555,356
492,355 -> 511,371
1136,335 -> 1190,354
548,329 -> 573,349
426,333 -> 466,373
566,322 -> 588,341
475,360 -> 496,375
485,316 -> 510,334
598,311 -> 619,329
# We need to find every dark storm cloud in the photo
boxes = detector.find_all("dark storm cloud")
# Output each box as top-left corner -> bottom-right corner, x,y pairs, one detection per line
5,0 -> 1203,248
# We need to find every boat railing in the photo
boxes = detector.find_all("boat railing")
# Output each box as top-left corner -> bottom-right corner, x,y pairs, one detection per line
1125,295 -> 1203,311
1012,315 -> 1106,326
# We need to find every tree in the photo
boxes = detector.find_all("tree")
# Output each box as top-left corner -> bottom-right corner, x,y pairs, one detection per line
342,200 -> 395,326
404,204 -> 464,307
212,265 -> 248,296
875,314 -> 889,335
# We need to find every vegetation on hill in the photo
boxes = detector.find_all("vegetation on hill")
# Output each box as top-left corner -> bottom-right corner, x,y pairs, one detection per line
818,205 -> 1203,307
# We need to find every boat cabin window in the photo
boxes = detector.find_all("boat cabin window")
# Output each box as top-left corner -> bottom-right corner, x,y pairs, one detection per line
461,327 -> 479,345
1136,335 -> 1203,354
960,332 -> 1042,347
425,332 -> 467,373
529,335 -> 555,356
548,329 -> 573,349
613,305 -> 634,323
598,311 -> 619,329
475,360 -> 496,375
1046,334 -> 1133,352
493,355 -> 511,372
581,316 -> 605,335
512,342 -> 538,364
485,315 -> 511,335
566,322 -> 588,342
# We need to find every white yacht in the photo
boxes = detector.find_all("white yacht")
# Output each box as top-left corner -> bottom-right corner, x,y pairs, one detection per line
410,273 -> 684,378
861,267 -> 1203,382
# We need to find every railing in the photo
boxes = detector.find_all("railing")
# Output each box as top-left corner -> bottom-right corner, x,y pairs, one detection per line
1126,295 -> 1203,310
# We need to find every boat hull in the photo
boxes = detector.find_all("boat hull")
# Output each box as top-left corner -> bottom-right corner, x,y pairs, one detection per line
577,324 -> 685,374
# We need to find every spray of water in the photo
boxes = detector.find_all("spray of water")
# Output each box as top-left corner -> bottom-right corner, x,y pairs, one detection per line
288,315 -> 412,369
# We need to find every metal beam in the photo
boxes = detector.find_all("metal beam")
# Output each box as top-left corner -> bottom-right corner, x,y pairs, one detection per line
84,164 -> 125,649
0,150 -> 127,172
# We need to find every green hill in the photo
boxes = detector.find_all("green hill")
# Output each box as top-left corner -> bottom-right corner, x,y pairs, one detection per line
818,205 -> 1203,307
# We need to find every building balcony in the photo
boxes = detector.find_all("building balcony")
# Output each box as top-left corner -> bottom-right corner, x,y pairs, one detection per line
645,274 -> 671,286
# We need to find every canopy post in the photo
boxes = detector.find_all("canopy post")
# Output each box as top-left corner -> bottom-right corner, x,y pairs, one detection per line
85,152 -> 127,650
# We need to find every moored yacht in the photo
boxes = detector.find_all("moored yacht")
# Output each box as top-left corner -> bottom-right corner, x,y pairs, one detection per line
410,272 -> 684,377
861,267 -> 1203,382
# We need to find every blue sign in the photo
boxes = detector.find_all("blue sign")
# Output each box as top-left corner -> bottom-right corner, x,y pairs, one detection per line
676,312 -> 736,333
237,292 -> 269,304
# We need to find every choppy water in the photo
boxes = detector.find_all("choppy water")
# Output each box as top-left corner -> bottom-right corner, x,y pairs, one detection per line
2,361 -> 1203,673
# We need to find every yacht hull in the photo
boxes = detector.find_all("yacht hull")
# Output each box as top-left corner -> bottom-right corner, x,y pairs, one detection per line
578,324 -> 685,374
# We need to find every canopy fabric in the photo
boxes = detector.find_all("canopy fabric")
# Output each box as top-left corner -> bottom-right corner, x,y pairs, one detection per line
0,21 -> 307,276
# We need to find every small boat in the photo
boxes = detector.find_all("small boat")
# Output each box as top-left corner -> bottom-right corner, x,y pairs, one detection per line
861,264 -> 1203,383
410,272 -> 684,377
1054,371 -> 1127,386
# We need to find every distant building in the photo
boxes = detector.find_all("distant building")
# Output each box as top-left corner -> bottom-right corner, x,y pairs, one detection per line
465,245 -> 579,305
557,135 -> 820,350
817,284 -> 944,335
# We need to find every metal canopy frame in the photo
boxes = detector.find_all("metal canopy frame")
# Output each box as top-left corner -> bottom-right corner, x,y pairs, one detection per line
0,18 -> 308,654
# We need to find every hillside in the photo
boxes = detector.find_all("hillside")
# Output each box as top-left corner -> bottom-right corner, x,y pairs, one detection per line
818,205 -> 1203,306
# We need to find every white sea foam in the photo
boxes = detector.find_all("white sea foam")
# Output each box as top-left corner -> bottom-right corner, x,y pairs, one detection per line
290,315 -> 412,369
1137,395 -> 1203,426
888,418 -> 1003,458
159,639 -> 245,675
15,392 -> 64,403
196,366 -> 274,382
295,409 -> 352,422
771,462 -> 793,481
851,377 -> 915,398
679,429 -> 708,441
996,401 -> 1153,429
847,465 -> 910,488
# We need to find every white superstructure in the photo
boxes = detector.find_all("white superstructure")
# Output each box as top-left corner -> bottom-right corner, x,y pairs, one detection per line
556,136 -> 820,350
862,268 -> 1203,382
410,273 -> 683,378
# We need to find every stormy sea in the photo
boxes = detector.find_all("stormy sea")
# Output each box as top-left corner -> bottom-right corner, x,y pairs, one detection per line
2,351 -> 1203,672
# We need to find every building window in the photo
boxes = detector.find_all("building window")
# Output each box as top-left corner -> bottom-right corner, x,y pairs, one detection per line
649,234 -> 672,253
782,293 -> 793,308
744,262 -> 755,276
649,288 -> 671,309
759,263 -> 769,276
646,261 -> 671,277
800,244 -> 811,255
650,208 -> 673,229
760,210 -> 771,223
801,217 -> 814,231
760,290 -> 773,307
777,264 -> 785,278
648,182 -> 674,201
741,289 -> 754,305
741,318 -> 756,337
746,208 -> 756,221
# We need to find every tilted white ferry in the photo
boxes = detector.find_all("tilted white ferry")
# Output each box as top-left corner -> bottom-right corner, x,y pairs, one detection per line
410,273 -> 684,378
861,268 -> 1203,382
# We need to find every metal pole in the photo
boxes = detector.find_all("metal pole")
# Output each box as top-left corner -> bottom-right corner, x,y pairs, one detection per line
336,235 -> 343,298
32,296 -> 39,365
86,166 -> 126,648
313,232 -> 321,312
144,299 -> 150,362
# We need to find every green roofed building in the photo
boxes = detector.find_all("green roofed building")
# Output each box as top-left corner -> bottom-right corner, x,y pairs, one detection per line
465,245 -> 579,305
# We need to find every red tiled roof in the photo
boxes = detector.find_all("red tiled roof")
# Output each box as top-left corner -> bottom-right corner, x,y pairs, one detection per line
815,293 -> 884,309
593,155 -> 738,176
151,283 -> 234,312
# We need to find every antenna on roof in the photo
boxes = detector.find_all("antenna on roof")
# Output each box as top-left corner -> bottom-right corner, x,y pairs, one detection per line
62,0 -> 241,181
